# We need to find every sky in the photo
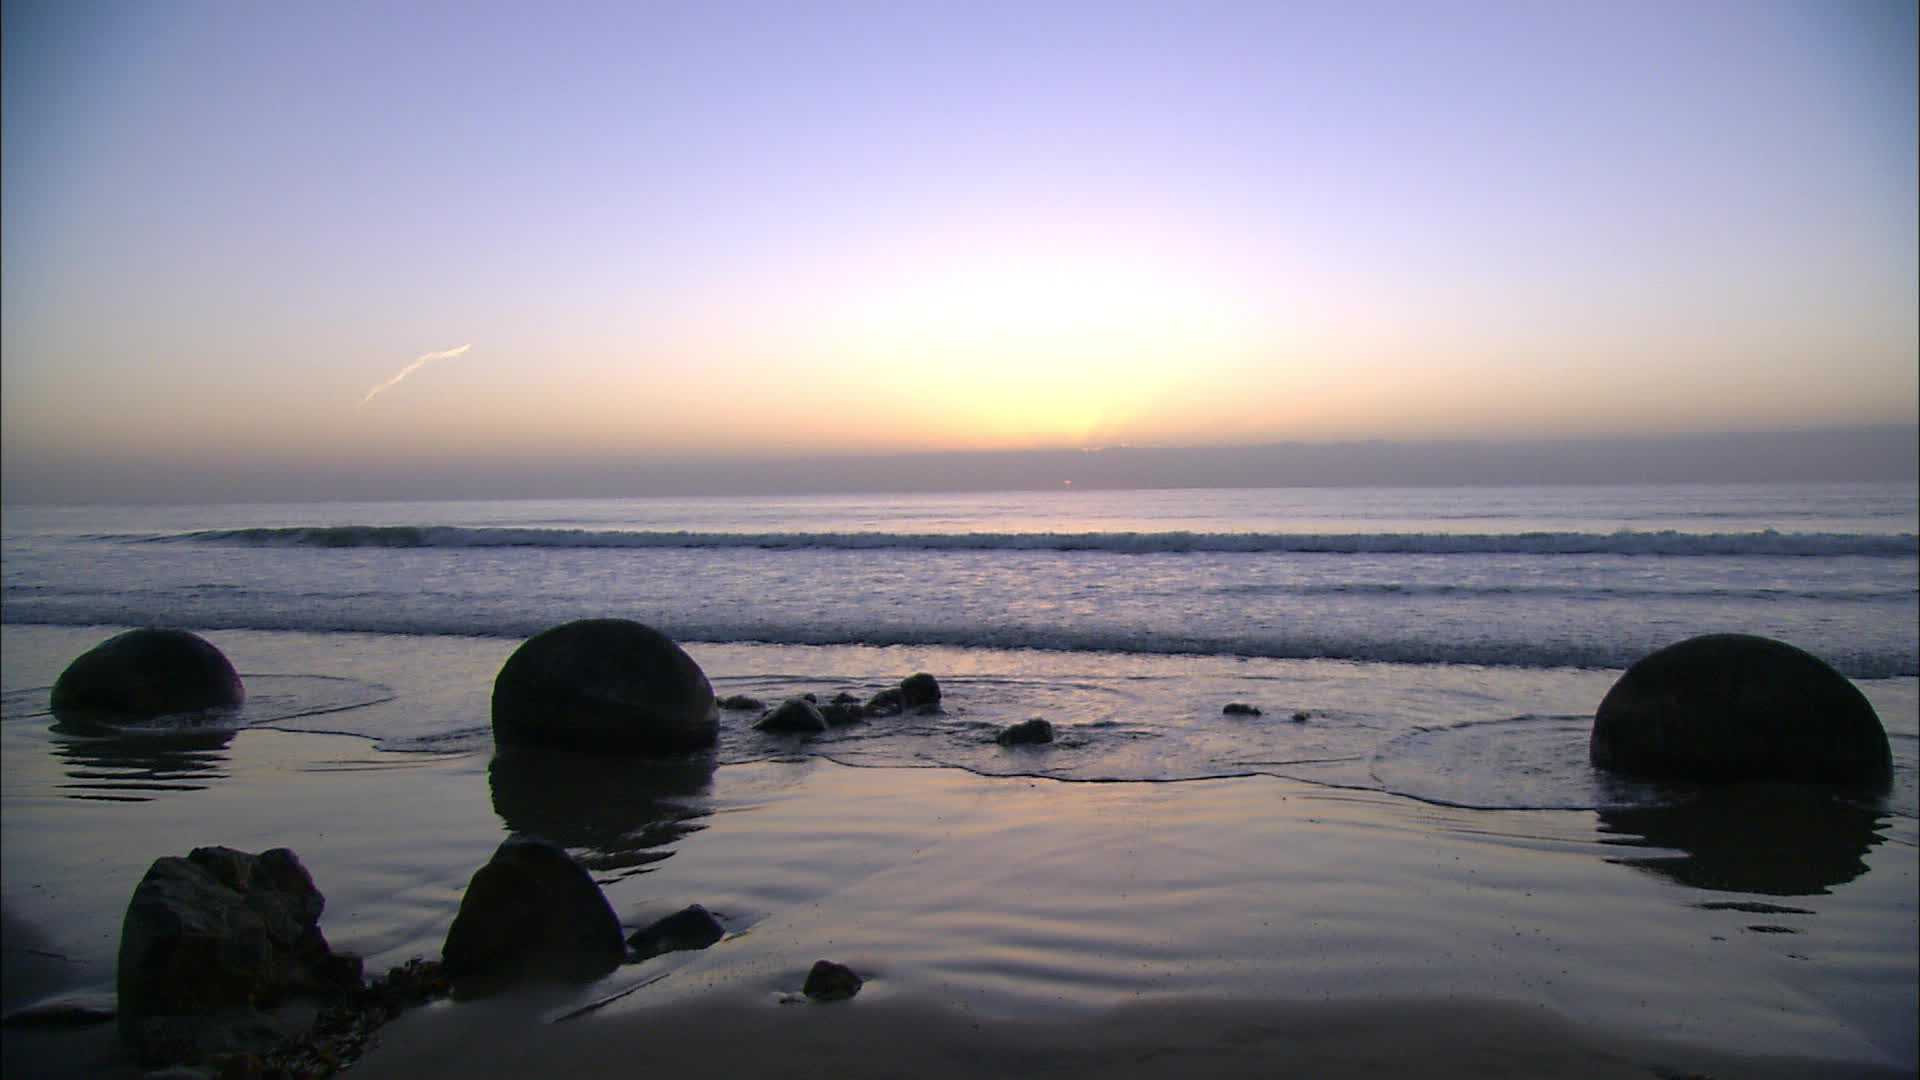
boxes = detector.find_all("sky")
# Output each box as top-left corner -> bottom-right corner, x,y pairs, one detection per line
2,1 -> 1915,502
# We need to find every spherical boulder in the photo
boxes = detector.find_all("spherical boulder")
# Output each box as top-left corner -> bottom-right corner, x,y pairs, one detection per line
492,620 -> 717,754
1591,634 -> 1890,784
52,629 -> 244,719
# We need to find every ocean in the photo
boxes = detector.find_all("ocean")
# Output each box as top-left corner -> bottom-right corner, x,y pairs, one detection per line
3,482 -> 1917,1075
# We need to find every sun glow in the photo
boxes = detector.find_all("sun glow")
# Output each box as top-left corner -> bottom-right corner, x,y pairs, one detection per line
821,255 -> 1258,448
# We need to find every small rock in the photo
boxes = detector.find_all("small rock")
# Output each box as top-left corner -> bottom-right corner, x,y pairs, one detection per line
627,904 -> 725,961
819,701 -> 864,726
865,688 -> 904,717
1222,703 -> 1261,716
802,960 -> 862,1001
830,691 -> 861,705
1291,710 -> 1310,723
996,718 -> 1054,746
717,695 -> 766,712
753,698 -> 828,734
901,673 -> 941,709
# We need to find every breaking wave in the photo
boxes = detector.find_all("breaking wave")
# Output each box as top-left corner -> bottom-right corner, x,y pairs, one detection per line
152,525 -> 1919,558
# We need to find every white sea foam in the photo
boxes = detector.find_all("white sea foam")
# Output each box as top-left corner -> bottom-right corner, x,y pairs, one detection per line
164,524 -> 1920,558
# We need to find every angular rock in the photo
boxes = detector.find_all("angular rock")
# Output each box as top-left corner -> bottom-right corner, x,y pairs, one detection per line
626,904 -> 725,961
492,619 -> 718,754
117,847 -> 358,1066
1591,634 -> 1891,784
1222,703 -> 1261,716
52,629 -> 244,720
819,700 -> 864,726
717,694 -> 766,712
995,718 -> 1054,746
802,959 -> 862,1001
901,672 -> 941,709
441,835 -> 624,988
753,697 -> 828,734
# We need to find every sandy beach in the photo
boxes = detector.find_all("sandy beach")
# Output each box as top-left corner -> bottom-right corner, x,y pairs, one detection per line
4,623 -> 1914,1078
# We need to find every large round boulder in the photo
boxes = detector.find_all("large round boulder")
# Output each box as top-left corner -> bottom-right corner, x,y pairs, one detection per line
51,629 -> 244,719
492,619 -> 718,754
1591,634 -> 1890,784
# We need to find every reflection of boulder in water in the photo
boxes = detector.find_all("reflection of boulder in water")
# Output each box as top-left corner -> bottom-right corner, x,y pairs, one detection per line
1597,784 -> 1888,896
49,725 -> 234,802
487,748 -> 714,880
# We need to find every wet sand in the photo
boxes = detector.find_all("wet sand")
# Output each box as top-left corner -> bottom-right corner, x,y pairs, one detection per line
2,625 -> 1914,1077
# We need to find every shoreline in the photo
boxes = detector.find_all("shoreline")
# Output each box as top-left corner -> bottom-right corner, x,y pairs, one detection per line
3,624 -> 1915,1077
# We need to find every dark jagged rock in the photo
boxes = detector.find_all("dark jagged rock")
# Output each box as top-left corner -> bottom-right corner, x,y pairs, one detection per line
52,629 -> 244,720
1222,703 -> 1261,716
802,959 -> 863,1001
441,834 -> 625,989
996,718 -> 1054,746
492,619 -> 718,754
1291,710 -> 1311,723
627,904 -> 726,961
754,697 -> 828,734
1591,634 -> 1890,784
865,687 -> 904,717
717,694 -> 766,712
830,691 -> 861,705
820,700 -> 864,726
117,847 -> 359,1066
901,672 -> 941,709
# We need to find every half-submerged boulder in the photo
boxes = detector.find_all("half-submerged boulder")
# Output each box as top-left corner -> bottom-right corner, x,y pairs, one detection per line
441,834 -> 625,989
1591,634 -> 1890,784
117,847 -> 359,1066
996,718 -> 1054,746
492,619 -> 718,754
53,629 -> 244,720
754,697 -> 828,734
627,904 -> 726,961
901,672 -> 941,709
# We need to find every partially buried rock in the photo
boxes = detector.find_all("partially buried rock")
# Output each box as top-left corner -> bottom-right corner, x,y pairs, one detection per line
717,694 -> 766,712
441,834 -> 625,990
819,699 -> 864,726
1222,703 -> 1261,716
492,619 -> 718,754
901,672 -> 942,710
1591,634 -> 1891,784
754,697 -> 828,734
117,847 -> 360,1066
865,687 -> 904,717
802,960 -> 863,1001
52,628 -> 244,720
627,904 -> 725,961
996,718 -> 1054,746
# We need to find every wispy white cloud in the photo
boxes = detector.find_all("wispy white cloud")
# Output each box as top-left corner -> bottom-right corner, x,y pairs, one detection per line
359,344 -> 472,405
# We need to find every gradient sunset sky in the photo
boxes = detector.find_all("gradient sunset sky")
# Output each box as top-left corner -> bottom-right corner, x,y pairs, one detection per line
3,1 -> 1915,500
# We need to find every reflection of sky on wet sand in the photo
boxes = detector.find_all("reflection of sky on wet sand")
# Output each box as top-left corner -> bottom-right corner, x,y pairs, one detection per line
1597,784 -> 1889,896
